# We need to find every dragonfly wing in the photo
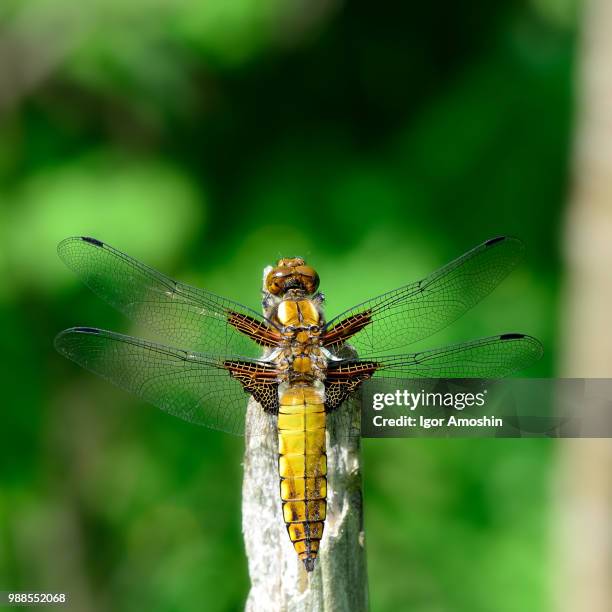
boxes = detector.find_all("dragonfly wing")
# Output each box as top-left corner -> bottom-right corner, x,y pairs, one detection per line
357,333 -> 543,379
323,333 -> 542,439
323,236 -> 524,355
55,327 -> 278,435
58,237 -> 278,358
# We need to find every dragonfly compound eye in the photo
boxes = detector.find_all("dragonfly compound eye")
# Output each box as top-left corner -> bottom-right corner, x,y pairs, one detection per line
265,262 -> 319,295
296,266 -> 320,294
266,267 -> 291,294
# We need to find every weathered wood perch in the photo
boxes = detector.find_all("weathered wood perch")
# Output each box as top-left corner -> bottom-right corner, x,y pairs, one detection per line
241,268 -> 369,611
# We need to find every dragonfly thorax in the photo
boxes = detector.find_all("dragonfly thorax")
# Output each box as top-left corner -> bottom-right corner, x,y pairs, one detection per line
272,296 -> 327,384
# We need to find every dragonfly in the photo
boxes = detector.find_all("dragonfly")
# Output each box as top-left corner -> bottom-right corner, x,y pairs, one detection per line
55,235 -> 542,572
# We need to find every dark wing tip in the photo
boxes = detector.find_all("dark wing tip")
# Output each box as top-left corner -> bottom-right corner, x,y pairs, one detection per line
81,236 -> 104,247
484,235 -> 524,251
485,236 -> 507,247
499,333 -> 544,364
303,558 -> 316,572
72,326 -> 102,334
54,326 -> 103,354
57,236 -> 104,259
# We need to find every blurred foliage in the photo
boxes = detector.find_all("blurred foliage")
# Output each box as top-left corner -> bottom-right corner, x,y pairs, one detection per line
0,1 -> 576,611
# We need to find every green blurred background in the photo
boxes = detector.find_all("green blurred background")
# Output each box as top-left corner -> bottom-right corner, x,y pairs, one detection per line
0,1 -> 578,610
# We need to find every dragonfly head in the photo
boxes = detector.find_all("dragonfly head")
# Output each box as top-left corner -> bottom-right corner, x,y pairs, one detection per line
265,257 -> 320,296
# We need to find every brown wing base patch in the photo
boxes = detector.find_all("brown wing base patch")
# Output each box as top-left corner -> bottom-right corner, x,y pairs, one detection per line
324,361 -> 378,411
227,311 -> 282,348
224,360 -> 279,414
322,310 -> 372,351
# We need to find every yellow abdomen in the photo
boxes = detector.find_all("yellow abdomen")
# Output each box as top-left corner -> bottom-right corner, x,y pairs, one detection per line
277,385 -> 327,572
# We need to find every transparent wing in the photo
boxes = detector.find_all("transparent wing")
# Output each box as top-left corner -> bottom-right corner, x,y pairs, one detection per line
324,236 -> 524,356
328,333 -> 542,439
58,236 -> 273,357
368,333 -> 543,378
54,327 -> 276,435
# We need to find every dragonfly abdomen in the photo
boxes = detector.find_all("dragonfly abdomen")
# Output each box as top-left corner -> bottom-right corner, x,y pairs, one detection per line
277,384 -> 327,572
